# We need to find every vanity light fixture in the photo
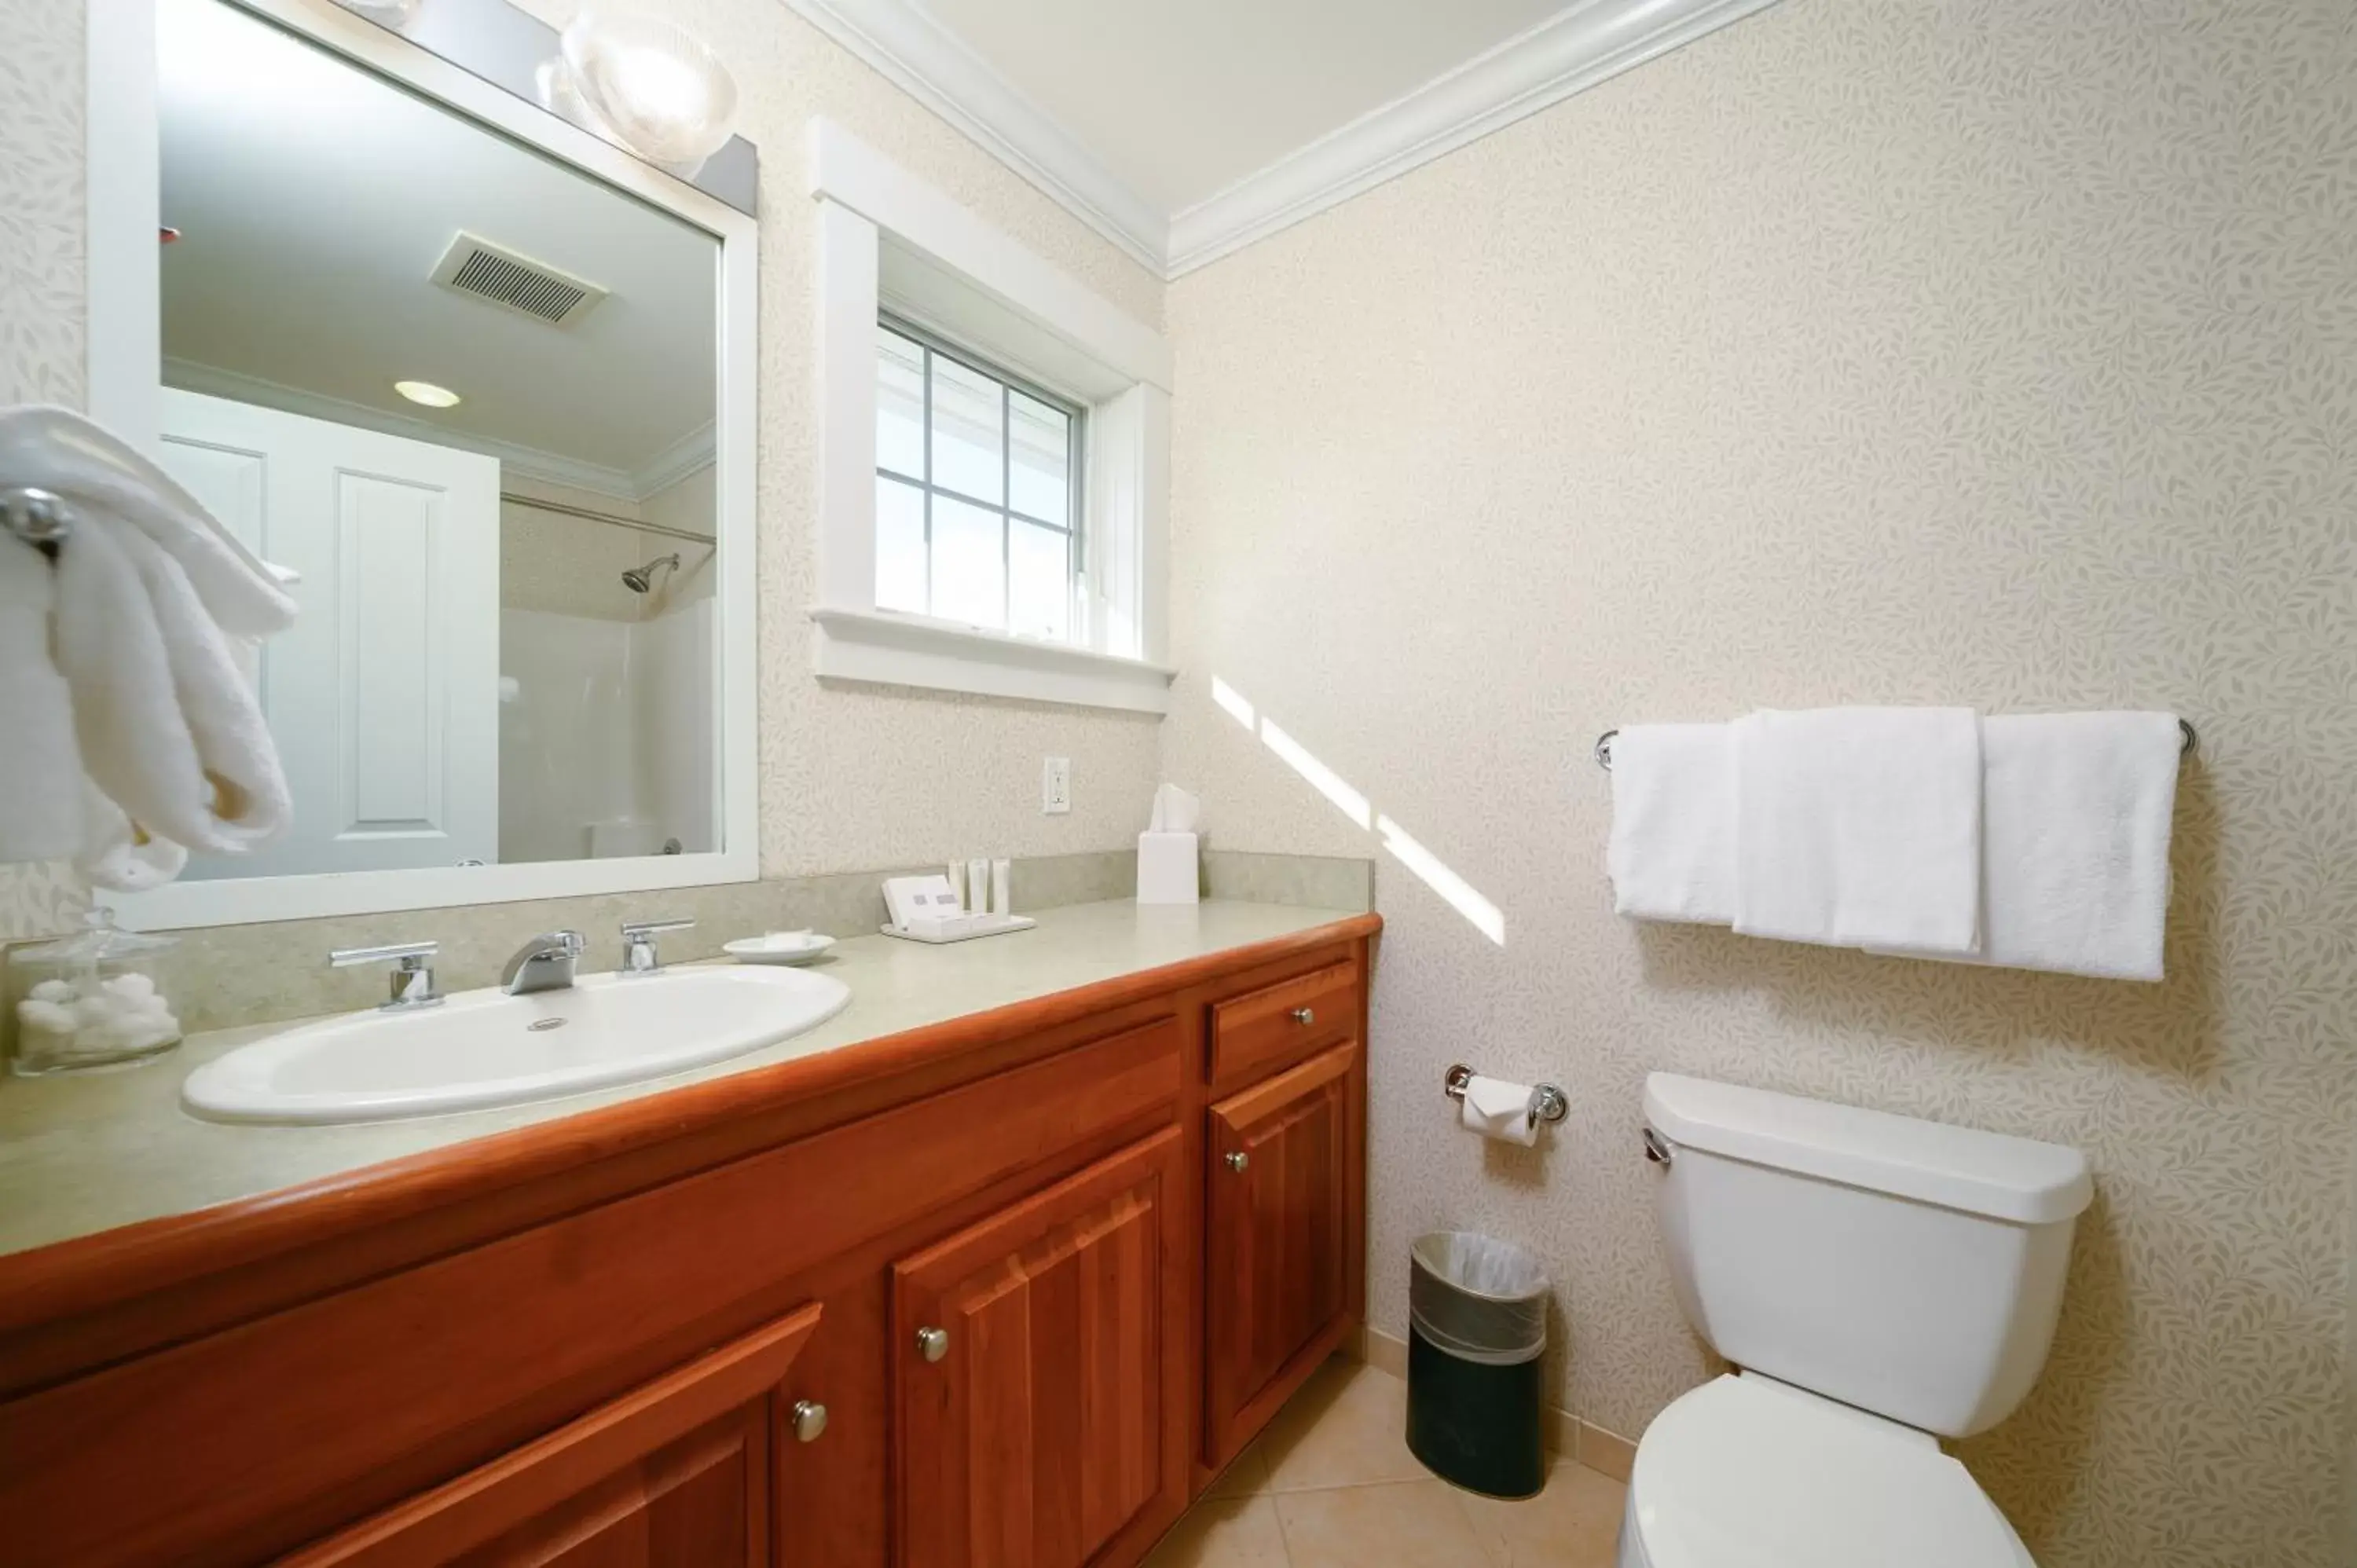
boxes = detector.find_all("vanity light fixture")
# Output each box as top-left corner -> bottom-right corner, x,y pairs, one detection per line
548,9 -> 739,171
394,379 -> 462,408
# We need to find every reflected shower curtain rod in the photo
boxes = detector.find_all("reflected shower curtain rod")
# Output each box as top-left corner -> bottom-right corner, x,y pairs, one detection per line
500,491 -> 716,548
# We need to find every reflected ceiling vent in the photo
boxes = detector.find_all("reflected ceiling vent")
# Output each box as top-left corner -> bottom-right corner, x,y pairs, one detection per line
430,232 -> 607,327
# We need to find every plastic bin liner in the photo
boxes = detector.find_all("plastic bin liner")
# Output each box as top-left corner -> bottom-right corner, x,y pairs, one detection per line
1409,1231 -> 1549,1367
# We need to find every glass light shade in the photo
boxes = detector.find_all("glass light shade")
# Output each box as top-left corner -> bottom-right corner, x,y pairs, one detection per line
559,10 -> 739,167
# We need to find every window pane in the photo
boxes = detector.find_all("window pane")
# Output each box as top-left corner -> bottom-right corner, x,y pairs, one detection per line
876,328 -> 926,480
875,474 -> 928,614
930,494 -> 1005,629
1008,518 -> 1070,641
929,356 -> 1005,504
1009,391 -> 1069,526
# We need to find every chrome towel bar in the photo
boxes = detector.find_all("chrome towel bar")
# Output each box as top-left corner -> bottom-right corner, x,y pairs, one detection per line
1593,716 -> 2197,770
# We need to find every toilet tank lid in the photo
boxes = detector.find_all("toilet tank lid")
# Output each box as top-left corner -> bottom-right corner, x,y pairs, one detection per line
1644,1075 -> 2092,1225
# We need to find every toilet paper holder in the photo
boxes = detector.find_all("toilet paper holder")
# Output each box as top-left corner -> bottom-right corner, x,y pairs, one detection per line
1444,1063 -> 1569,1130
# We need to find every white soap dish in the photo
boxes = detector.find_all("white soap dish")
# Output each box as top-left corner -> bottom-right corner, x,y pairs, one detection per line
881,913 -> 1036,945
724,931 -> 836,965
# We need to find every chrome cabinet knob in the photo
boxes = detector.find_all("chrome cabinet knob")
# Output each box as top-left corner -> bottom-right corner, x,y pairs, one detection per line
1225,1150 -> 1250,1173
916,1325 -> 950,1363
790,1399 -> 827,1442
1290,1006 -> 1314,1024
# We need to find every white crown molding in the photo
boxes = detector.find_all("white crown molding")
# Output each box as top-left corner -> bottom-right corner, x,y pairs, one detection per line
1166,0 -> 1785,276
161,359 -> 713,502
772,0 -> 1168,274
635,420 -> 719,498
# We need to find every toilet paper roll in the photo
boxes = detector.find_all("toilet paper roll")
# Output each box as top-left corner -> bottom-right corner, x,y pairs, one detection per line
1459,1074 -> 1539,1147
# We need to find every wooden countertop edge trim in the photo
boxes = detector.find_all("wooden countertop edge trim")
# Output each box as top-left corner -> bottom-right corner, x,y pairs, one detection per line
0,912 -> 1381,1337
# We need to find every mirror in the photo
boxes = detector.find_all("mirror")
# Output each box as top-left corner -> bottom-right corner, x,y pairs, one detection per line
151,0 -> 726,883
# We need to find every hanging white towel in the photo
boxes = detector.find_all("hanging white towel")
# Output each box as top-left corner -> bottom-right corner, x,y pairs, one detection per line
1974,712 -> 2181,981
1,405 -> 297,887
0,537 -> 86,863
1732,707 -> 1983,954
1606,724 -> 1735,925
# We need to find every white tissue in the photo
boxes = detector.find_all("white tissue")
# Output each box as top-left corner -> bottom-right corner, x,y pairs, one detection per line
1459,1074 -> 1540,1148
1147,783 -> 1200,834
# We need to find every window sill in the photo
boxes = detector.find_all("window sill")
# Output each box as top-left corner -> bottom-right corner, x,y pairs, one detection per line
809,606 -> 1175,715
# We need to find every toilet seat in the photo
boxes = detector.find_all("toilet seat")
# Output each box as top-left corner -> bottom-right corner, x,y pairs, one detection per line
1619,1374 -> 2035,1568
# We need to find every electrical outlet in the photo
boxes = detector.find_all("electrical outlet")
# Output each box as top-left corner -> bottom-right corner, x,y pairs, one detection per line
1042,756 -> 1072,815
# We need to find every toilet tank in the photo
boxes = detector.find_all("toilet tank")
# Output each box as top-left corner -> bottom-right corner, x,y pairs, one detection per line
1644,1073 -> 2091,1438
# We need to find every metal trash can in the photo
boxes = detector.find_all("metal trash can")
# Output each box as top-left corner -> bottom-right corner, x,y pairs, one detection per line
1405,1230 -> 1550,1498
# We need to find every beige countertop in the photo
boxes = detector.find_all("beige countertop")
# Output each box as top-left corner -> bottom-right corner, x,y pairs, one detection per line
0,899 -> 1362,1261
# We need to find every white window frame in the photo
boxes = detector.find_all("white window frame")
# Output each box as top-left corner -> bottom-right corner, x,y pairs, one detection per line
807,119 -> 1175,715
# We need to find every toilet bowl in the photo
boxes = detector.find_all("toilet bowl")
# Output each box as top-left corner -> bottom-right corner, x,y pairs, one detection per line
1620,1074 -> 2091,1568
1613,1375 -> 2033,1568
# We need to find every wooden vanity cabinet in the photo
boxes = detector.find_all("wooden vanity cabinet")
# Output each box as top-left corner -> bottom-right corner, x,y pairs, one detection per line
284,1303 -> 826,1568
0,918 -> 1375,1568
1202,1041 -> 1363,1467
893,1128 -> 1186,1568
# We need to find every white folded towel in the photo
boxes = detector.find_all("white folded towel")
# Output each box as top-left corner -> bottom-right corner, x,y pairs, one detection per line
1607,724 -> 1735,925
1974,712 -> 2181,981
1,405 -> 298,888
0,537 -> 86,863
1732,707 -> 1983,954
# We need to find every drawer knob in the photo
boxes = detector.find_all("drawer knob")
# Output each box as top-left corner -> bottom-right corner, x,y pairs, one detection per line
1291,1006 -> 1315,1025
790,1399 -> 828,1442
1225,1150 -> 1250,1173
917,1325 -> 951,1363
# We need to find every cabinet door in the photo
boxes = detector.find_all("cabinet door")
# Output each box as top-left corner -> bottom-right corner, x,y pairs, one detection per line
894,1129 -> 1182,1568
284,1303 -> 822,1568
1204,1041 -> 1358,1465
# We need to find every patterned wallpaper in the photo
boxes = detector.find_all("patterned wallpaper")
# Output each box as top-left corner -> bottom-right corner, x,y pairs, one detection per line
1160,1 -> 2356,1563
0,0 -> 1170,940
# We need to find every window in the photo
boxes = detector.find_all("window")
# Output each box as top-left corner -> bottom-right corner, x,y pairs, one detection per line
808,120 -> 1173,713
874,319 -> 1082,643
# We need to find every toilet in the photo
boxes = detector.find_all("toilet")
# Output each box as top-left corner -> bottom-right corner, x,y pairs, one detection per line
1618,1073 -> 2093,1568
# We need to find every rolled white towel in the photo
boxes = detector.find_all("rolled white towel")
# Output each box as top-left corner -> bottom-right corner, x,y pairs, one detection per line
0,536 -> 84,863
52,504 -> 290,859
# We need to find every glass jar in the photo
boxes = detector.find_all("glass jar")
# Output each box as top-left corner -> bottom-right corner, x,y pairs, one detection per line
7,908 -> 182,1075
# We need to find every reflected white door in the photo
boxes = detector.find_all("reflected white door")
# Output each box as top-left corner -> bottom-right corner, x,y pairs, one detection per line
157,389 -> 500,876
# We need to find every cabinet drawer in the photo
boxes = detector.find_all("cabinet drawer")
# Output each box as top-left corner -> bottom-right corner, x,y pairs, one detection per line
1208,960 -> 1357,1091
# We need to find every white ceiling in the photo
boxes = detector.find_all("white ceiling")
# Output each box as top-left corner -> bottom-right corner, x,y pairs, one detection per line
910,0 -> 1568,214
157,0 -> 717,493
786,0 -> 1780,275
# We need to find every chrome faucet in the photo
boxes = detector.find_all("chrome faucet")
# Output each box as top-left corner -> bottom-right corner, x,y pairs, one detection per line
500,930 -> 585,996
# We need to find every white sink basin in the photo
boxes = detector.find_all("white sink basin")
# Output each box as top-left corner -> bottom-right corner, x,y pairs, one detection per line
181,966 -> 852,1126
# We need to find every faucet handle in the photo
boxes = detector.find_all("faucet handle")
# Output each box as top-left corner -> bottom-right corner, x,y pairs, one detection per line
620,918 -> 694,975
329,940 -> 442,1012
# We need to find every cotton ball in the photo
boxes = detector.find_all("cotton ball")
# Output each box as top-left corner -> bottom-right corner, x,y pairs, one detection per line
28,978 -> 75,1004
70,995 -> 113,1028
102,973 -> 156,1003
16,998 -> 76,1037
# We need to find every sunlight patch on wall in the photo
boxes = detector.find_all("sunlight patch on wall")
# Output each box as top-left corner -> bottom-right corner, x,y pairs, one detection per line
1376,815 -> 1505,946
1215,675 -> 1504,945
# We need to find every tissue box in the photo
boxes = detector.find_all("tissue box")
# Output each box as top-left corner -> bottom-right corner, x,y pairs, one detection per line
1137,831 -> 1200,904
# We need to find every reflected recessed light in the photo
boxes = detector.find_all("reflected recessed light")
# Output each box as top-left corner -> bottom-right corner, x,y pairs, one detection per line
394,379 -> 462,408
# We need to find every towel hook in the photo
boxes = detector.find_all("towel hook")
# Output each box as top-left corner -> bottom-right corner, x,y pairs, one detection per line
1593,718 -> 2195,770
0,486 -> 71,552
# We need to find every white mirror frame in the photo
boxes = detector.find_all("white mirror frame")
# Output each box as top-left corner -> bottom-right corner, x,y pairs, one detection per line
86,0 -> 761,929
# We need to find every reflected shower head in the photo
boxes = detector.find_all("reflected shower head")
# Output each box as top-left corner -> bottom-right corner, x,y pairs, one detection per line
621,552 -> 680,593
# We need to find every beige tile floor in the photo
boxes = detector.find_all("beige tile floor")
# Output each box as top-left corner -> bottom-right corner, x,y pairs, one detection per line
1147,1358 -> 1626,1568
